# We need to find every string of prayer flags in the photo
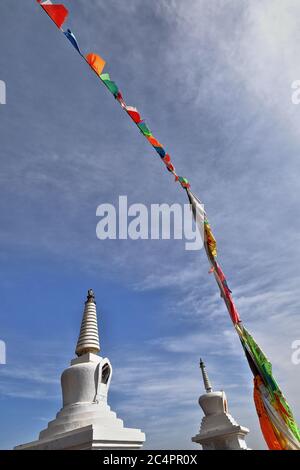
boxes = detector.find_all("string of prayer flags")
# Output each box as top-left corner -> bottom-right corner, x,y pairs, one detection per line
36,0 -> 300,449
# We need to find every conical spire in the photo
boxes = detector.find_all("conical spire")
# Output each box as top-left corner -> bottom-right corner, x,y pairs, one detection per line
75,289 -> 100,357
200,358 -> 213,393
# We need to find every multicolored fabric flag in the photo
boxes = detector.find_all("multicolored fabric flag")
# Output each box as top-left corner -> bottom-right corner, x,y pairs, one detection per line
186,189 -> 241,325
253,376 -> 283,450
237,324 -> 300,450
186,188 -> 299,448
204,219 -> 217,258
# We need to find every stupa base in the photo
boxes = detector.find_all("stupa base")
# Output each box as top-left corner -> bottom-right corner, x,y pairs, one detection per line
14,424 -> 145,450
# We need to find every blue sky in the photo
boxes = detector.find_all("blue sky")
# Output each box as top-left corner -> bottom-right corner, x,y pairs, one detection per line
0,0 -> 300,450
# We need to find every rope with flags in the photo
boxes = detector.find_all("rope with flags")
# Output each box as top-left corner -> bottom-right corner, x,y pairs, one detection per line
35,0 -> 300,450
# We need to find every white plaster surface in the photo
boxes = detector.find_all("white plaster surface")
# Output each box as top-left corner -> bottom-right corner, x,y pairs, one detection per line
192,390 -> 249,450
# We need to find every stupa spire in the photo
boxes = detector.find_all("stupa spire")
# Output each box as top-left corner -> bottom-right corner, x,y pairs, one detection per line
75,289 -> 100,356
200,358 -> 212,393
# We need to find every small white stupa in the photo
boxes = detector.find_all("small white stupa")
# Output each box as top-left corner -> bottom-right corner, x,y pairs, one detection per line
15,289 -> 145,450
192,359 -> 249,450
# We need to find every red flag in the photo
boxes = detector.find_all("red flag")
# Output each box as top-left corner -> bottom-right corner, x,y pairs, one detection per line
38,2 -> 69,29
215,263 -> 241,324
126,106 -> 141,124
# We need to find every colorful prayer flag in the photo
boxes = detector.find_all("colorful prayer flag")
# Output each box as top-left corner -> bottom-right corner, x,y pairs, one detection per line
137,121 -> 152,137
86,53 -> 106,76
126,106 -> 141,124
38,1 -> 68,29
64,29 -> 82,55
204,219 -> 217,258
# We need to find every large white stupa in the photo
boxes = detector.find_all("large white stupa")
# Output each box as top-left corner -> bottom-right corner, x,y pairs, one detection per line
15,289 -> 145,450
192,359 -> 249,450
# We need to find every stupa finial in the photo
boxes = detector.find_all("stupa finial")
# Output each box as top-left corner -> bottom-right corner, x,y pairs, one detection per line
75,289 -> 100,357
200,358 -> 213,393
86,289 -> 96,304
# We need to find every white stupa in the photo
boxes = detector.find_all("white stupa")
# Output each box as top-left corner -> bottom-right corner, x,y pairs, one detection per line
192,359 -> 249,450
15,289 -> 145,450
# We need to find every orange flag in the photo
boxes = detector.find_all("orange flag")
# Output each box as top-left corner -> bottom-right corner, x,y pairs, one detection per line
147,136 -> 163,148
253,376 -> 283,450
86,53 -> 106,76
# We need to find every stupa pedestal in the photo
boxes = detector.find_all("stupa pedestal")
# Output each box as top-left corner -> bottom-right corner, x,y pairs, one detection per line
15,290 -> 145,450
